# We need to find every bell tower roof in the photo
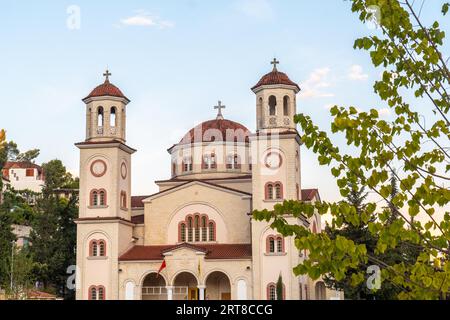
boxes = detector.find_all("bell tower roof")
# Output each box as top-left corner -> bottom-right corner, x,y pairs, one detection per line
251,59 -> 300,93
83,69 -> 130,103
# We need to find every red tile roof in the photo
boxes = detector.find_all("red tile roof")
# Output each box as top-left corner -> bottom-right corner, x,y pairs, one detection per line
131,195 -> 149,209
131,214 -> 144,224
83,80 -> 129,102
3,161 -> 43,171
119,243 -> 252,261
301,188 -> 319,201
27,290 -> 57,300
252,70 -> 300,91
179,118 -> 251,145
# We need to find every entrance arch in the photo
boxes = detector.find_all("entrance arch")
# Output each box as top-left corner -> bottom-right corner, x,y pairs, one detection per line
141,272 -> 167,300
173,272 -> 198,300
205,271 -> 231,300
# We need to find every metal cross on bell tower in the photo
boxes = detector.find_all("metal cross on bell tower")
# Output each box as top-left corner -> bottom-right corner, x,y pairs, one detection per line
103,69 -> 112,82
271,58 -> 279,71
214,100 -> 226,120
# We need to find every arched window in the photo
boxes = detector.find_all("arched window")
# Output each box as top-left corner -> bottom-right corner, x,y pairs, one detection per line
88,285 -> 106,300
267,235 -> 285,254
110,107 -> 117,127
268,237 -> 275,253
267,283 -> 276,300
179,215 -> 216,243
226,154 -> 240,170
267,282 -> 285,300
90,189 -> 107,207
98,240 -> 106,256
202,153 -> 216,170
194,215 -> 200,242
97,107 -> 104,127
201,216 -> 207,241
90,240 -> 98,256
91,190 -> 98,206
265,183 -> 274,200
99,190 -> 106,206
276,236 -> 284,253
258,97 -> 263,127
89,239 -> 106,257
180,223 -> 186,242
187,217 -> 193,242
234,154 -> 241,170
182,157 -> 193,172
97,286 -> 105,300
89,286 -> 97,300
283,96 -> 290,116
275,183 -> 282,199
209,221 -> 216,241
269,96 -> 277,116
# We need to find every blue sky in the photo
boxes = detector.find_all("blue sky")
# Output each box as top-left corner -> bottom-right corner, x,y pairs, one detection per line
1,0 -> 449,199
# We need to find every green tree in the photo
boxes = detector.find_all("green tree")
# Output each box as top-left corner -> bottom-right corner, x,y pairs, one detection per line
41,159 -> 79,192
276,274 -> 284,300
9,247 -> 36,300
324,183 -> 380,299
30,160 -> 78,299
254,0 -> 450,300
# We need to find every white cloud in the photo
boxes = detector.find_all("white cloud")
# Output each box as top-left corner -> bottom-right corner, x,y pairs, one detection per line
348,64 -> 368,81
234,0 -> 273,19
120,11 -> 174,29
300,67 -> 335,99
378,107 -> 391,117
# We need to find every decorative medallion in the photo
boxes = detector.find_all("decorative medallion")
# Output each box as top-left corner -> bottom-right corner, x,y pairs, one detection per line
121,162 -> 127,179
264,152 -> 282,169
90,160 -> 107,177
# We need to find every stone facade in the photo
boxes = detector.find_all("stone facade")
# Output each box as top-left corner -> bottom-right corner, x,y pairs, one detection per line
75,64 -> 342,301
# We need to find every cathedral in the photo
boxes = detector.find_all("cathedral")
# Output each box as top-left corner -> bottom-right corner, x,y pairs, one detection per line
75,61 -> 339,300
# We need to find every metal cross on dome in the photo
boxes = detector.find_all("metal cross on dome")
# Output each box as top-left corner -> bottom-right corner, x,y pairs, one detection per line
103,69 -> 112,81
271,58 -> 279,71
214,100 -> 226,120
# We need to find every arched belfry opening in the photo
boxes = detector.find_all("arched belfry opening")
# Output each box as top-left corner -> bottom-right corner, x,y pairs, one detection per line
269,95 -> 277,116
97,107 -> 104,134
283,96 -> 290,116
82,69 -> 130,142
110,107 -> 117,128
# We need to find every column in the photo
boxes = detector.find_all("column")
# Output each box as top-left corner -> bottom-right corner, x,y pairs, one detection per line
198,285 -> 206,300
166,286 -> 174,300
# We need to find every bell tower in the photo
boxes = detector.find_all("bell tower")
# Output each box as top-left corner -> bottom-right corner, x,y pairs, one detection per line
83,70 -> 129,143
250,60 -> 303,300
75,70 -> 135,300
252,58 -> 300,132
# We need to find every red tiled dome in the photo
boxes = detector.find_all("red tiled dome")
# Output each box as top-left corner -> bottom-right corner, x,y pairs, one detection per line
83,80 -> 129,101
179,118 -> 251,145
252,70 -> 300,91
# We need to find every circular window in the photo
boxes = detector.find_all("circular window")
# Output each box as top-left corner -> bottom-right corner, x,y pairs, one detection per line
264,152 -> 282,169
121,162 -> 127,179
90,160 -> 107,177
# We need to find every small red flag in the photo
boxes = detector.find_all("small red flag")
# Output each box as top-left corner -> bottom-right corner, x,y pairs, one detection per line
156,260 -> 166,277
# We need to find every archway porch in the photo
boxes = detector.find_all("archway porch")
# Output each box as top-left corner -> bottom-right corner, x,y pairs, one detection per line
140,270 -> 232,301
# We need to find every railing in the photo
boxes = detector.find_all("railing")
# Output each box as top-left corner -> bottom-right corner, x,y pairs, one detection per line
141,286 -> 189,300
142,286 -> 168,295
97,127 -> 103,135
